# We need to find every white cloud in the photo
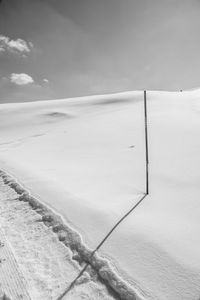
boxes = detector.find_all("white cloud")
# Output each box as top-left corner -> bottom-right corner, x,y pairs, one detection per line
43,79 -> 49,83
10,73 -> 34,85
8,39 -> 30,53
0,35 -> 8,44
0,35 -> 33,55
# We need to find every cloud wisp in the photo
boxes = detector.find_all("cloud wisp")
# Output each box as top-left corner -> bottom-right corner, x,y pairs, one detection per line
0,35 -> 33,56
10,73 -> 34,85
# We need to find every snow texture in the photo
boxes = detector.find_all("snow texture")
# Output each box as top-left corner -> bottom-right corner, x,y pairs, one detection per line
0,90 -> 200,299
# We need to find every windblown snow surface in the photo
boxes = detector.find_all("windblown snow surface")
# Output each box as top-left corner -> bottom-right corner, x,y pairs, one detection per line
0,90 -> 200,299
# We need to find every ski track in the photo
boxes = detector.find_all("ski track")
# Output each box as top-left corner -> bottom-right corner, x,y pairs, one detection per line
0,176 -> 116,300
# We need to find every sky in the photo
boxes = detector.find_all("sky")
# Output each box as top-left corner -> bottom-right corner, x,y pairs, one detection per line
1,0 -> 200,102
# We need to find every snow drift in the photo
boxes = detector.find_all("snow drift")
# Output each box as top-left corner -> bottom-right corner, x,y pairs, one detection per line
0,90 -> 200,299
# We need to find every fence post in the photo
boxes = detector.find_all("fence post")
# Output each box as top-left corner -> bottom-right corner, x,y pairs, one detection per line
144,90 -> 149,195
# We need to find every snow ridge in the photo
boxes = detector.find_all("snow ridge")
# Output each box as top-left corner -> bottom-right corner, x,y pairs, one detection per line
0,169 -> 147,300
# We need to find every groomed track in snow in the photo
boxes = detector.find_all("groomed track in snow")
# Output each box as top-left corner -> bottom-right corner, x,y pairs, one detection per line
0,90 -> 200,299
0,228 -> 31,300
0,172 -> 120,300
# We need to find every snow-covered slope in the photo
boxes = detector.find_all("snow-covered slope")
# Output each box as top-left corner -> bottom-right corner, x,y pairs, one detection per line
0,90 -> 200,299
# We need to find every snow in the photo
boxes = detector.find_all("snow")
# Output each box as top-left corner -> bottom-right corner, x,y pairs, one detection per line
0,90 -> 200,299
0,176 -> 116,300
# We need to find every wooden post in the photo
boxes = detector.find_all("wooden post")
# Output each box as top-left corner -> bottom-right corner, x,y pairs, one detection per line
144,90 -> 149,195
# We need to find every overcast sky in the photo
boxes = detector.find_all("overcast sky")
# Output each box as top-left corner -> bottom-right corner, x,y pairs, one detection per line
1,0 -> 200,102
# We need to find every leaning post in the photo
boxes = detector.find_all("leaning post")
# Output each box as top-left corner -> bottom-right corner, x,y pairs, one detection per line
144,90 -> 149,195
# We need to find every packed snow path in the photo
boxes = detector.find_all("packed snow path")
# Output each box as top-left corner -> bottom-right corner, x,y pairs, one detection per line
0,229 -> 31,300
0,176 -> 117,300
